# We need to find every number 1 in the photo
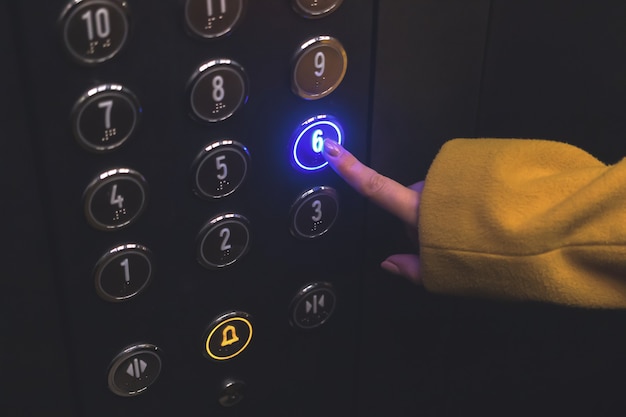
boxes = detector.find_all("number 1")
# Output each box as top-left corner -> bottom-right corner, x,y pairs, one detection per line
120,258 -> 130,283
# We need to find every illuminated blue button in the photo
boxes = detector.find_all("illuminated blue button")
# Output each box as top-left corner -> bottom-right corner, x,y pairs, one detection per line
292,115 -> 343,171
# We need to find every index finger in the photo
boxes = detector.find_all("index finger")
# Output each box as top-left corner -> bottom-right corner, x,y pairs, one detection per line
322,139 -> 420,226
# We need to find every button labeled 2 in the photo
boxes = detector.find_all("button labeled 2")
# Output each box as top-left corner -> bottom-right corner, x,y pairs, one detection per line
197,213 -> 250,269
290,186 -> 338,239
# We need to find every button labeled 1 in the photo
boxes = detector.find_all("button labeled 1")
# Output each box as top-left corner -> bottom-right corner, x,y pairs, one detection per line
290,186 -> 338,239
197,213 -> 250,269
292,115 -> 343,171
94,243 -> 153,302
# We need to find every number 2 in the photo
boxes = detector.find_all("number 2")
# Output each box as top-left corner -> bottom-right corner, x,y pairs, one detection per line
311,199 -> 322,222
219,227 -> 232,251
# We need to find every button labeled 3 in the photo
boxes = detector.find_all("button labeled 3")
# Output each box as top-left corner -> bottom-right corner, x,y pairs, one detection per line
290,186 -> 339,239
204,311 -> 253,361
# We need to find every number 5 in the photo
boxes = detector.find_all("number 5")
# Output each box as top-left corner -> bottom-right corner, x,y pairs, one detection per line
215,155 -> 228,180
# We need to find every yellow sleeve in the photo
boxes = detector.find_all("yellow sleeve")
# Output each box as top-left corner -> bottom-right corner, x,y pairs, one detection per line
419,138 -> 626,308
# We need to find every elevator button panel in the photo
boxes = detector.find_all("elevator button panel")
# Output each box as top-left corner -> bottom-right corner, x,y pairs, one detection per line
16,1 -> 375,414
83,168 -> 148,231
59,0 -> 130,65
71,84 -> 141,153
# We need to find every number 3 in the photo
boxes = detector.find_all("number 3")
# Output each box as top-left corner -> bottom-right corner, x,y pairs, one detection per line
311,199 -> 322,222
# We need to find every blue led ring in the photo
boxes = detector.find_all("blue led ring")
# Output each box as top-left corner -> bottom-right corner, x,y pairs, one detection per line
292,115 -> 343,171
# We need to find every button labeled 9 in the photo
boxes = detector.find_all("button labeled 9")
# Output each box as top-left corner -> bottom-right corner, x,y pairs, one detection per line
292,36 -> 347,100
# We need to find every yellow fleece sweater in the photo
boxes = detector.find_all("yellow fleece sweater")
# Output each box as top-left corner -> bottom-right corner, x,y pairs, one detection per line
419,139 -> 626,309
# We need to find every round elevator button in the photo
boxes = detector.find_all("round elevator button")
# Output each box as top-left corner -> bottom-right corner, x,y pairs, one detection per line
188,59 -> 248,123
291,115 -> 343,171
192,140 -> 250,199
204,311 -> 253,361
59,0 -> 130,65
290,186 -> 339,239
292,36 -> 347,100
71,84 -> 141,153
184,0 -> 246,39
197,213 -> 250,269
83,168 -> 148,231
94,243 -> 153,302
292,0 -> 344,18
289,282 -> 336,329
108,344 -> 162,397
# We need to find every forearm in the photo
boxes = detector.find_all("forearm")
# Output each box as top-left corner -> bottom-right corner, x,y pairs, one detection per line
419,138 -> 626,308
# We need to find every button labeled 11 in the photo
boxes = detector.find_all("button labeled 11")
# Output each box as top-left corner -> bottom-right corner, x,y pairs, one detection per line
292,115 -> 343,171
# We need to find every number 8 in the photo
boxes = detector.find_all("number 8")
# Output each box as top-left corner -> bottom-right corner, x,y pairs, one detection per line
212,75 -> 225,102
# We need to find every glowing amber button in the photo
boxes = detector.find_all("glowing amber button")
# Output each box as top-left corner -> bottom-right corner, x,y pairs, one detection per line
204,311 -> 253,361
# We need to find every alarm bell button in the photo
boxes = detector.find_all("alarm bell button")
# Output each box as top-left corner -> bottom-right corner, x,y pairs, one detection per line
204,311 -> 253,361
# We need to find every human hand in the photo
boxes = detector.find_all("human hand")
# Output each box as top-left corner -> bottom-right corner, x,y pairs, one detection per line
322,139 -> 424,285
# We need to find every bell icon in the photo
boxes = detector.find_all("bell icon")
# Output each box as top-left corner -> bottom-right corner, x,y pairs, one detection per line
221,325 -> 240,347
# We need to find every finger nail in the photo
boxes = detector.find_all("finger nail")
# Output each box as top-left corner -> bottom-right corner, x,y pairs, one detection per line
323,139 -> 341,157
380,260 -> 400,275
